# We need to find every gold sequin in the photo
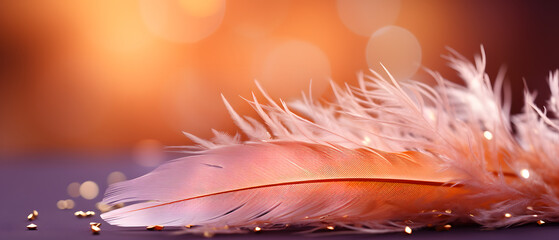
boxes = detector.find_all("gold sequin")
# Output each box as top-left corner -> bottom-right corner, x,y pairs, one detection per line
27,213 -> 35,221
74,211 -> 86,217
537,220 -> 546,225
26,223 -> 37,230
146,225 -> 164,231
85,211 -> 96,216
90,222 -> 101,227
404,226 -> 412,234
91,225 -> 101,234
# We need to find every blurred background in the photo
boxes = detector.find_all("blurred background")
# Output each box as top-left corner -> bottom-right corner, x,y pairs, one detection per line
1,0 -> 559,161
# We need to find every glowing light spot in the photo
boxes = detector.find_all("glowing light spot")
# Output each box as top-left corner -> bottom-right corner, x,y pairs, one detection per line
79,181 -> 99,200
362,136 -> 371,145
538,220 -> 545,225
256,40 -> 331,100
404,226 -> 412,234
336,0 -> 401,36
254,226 -> 261,232
178,0 -> 222,17
56,200 -> 67,210
64,199 -> 75,209
95,202 -> 112,213
520,169 -> 530,179
504,213 -> 512,218
140,0 -> 226,43
445,209 -> 452,214
326,226 -> 335,230
107,171 -> 127,185
133,139 -> 164,167
366,26 -> 421,81
483,131 -> 493,140
443,224 -> 452,230
67,182 -> 81,198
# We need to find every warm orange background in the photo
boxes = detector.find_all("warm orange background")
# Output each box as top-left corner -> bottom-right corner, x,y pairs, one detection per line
1,0 -> 558,158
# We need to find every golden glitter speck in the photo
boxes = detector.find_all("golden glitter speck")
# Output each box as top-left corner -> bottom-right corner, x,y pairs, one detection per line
79,181 -> 99,200
404,226 -> 412,234
74,211 -> 86,217
146,225 -> 164,231
27,213 -> 35,221
254,226 -> 262,232
33,210 -> 38,217
326,226 -> 335,230
91,225 -> 101,234
520,169 -> 530,179
26,223 -> 37,230
443,224 -> 452,230
86,211 -> 96,216
90,222 -> 101,227
483,131 -> 493,140
537,220 -> 545,225
504,213 -> 512,218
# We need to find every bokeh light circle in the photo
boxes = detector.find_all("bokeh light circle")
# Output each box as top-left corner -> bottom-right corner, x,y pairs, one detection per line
366,26 -> 422,80
256,40 -> 331,100
79,181 -> 100,200
336,0 -> 401,36
139,0 -> 226,43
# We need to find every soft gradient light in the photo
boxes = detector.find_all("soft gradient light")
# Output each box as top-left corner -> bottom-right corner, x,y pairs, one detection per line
255,40 -> 331,100
139,0 -> 226,43
337,0 -> 401,36
366,26 -> 422,80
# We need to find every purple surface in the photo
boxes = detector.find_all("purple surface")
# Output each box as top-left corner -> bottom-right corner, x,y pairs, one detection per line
2,154 -> 559,239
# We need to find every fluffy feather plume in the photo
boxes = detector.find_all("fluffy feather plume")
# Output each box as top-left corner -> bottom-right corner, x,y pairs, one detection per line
101,48 -> 559,234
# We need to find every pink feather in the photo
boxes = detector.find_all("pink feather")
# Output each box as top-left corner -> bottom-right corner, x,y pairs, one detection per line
101,48 -> 559,234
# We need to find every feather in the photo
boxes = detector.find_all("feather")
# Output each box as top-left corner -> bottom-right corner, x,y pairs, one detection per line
101,47 -> 559,234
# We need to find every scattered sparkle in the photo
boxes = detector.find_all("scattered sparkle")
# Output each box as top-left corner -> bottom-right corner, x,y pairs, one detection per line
32,210 -> 38,217
86,211 -> 96,216
520,169 -> 530,179
91,225 -> 101,234
483,131 -> 493,140
146,225 -> 164,231
26,223 -> 37,230
27,213 -> 35,221
254,226 -> 262,232
326,226 -> 335,230
74,211 -> 86,217
90,222 -> 101,227
533,214 -> 538,217
504,213 -> 512,218
537,220 -> 546,225
362,136 -> 371,145
404,226 -> 412,234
